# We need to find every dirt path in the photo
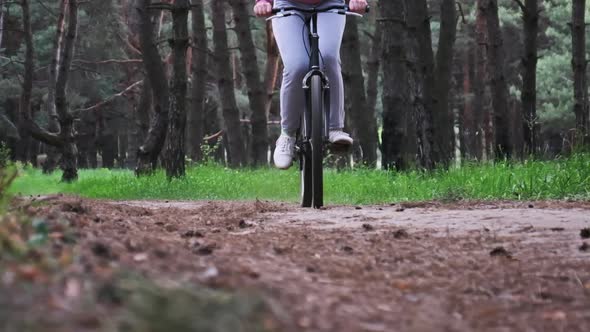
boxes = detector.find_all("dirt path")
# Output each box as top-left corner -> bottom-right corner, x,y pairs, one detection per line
6,197 -> 590,331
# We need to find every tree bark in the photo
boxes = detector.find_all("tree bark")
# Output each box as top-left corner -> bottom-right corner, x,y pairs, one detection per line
474,0 -> 493,161
451,40 -> 464,166
135,0 -> 170,175
54,0 -> 79,182
186,0 -> 207,162
517,0 -> 539,155
342,17 -> 378,166
19,0 -> 63,153
43,0 -> 68,173
164,0 -> 190,178
462,45 -> 476,159
264,23 -> 281,119
380,0 -> 409,170
129,78 -> 152,168
122,0 -> 148,169
228,0 -> 268,166
406,0 -> 435,170
486,0 -> 513,158
17,0 -> 35,164
572,0 -> 588,145
366,2 -> 382,129
264,23 -> 282,164
0,0 -> 4,52
433,0 -> 457,166
212,0 -> 246,167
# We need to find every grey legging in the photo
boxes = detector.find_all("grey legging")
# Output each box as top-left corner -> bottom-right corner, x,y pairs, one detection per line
272,0 -> 346,135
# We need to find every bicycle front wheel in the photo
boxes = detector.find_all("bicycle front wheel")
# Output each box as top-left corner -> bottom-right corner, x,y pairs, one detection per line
300,142 -> 312,208
310,75 -> 324,208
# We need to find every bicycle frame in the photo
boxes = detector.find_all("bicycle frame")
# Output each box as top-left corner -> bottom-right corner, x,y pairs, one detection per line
301,11 -> 331,145
267,5 -> 364,208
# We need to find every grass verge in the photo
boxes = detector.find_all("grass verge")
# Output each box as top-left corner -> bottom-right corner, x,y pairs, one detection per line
9,155 -> 590,204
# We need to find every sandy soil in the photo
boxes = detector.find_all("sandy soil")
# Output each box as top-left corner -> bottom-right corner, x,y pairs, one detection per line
6,197 -> 590,331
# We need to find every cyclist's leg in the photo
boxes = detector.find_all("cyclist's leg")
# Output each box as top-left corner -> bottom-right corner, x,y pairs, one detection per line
271,12 -> 309,137
316,9 -> 350,144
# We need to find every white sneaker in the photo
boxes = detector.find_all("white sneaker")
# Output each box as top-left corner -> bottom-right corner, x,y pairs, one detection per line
329,130 -> 353,145
273,134 -> 296,169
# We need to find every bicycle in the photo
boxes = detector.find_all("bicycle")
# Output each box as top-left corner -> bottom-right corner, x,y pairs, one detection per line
267,5 -> 367,209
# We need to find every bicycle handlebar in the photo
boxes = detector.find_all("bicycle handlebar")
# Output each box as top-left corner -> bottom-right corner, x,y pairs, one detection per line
271,5 -> 370,14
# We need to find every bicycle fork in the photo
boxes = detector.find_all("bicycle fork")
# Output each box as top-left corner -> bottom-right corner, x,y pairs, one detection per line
301,12 -> 331,144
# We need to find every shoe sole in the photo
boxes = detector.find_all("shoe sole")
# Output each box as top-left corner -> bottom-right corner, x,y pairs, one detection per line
274,161 -> 293,170
330,140 -> 353,146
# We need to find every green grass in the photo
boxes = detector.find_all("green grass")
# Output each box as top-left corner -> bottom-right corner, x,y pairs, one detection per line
9,154 -> 590,205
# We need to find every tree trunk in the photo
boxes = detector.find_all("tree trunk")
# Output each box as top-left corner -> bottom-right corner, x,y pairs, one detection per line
433,0 -> 457,166
164,0 -> 190,178
406,0 -> 435,170
17,0 -> 34,164
228,0 -> 268,166
129,78 -> 152,168
572,0 -> 588,145
136,0 -> 170,175
118,124 -> 128,167
43,0 -> 68,173
366,2 -> 382,129
264,23 -> 282,165
0,0 -> 4,51
212,0 -> 246,167
342,16 -> 378,166
120,0 -> 142,169
19,0 -> 63,155
462,45 -> 476,159
486,0 -> 513,158
187,0 -> 207,162
264,23 -> 281,119
381,0 -> 409,170
518,0 -> 539,155
451,44 -> 464,167
474,0 -> 492,161
55,0 -> 79,182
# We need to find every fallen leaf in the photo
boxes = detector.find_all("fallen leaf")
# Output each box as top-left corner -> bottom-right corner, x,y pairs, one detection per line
49,232 -> 64,240
59,250 -> 73,267
17,265 -> 42,281
392,280 -> 413,291
133,253 -> 149,262
542,310 -> 566,321
65,279 -> 81,299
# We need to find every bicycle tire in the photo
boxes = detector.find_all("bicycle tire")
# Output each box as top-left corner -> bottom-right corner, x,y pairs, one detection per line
300,142 -> 312,207
310,75 -> 324,208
